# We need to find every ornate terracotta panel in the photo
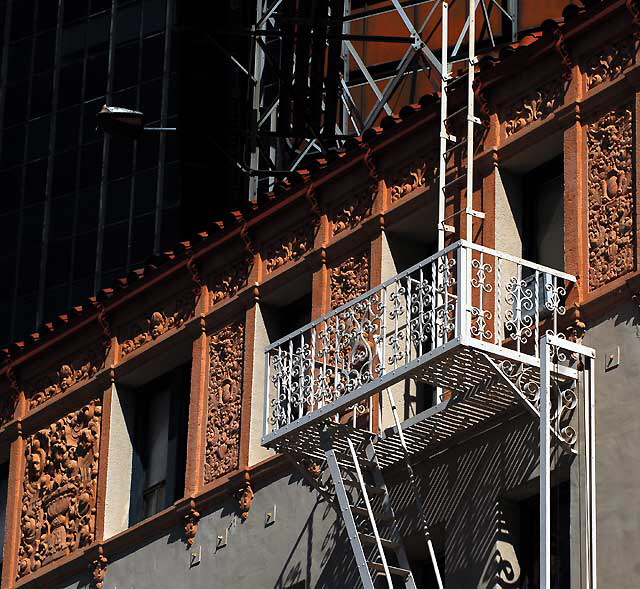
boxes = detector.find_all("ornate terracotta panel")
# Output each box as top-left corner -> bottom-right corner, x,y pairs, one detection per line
585,36 -> 635,90
25,343 -> 107,410
388,152 -> 438,204
330,187 -> 374,236
504,79 -> 564,136
208,258 -> 251,306
587,104 -> 635,290
18,400 -> 102,579
263,224 -> 315,273
119,289 -> 197,356
204,321 -> 244,483
330,251 -> 370,309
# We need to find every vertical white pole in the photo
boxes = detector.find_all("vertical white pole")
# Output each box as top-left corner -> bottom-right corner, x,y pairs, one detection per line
465,0 -> 476,243
540,336 -> 551,589
438,2 -> 449,250
249,1 -> 265,202
588,357 -> 597,589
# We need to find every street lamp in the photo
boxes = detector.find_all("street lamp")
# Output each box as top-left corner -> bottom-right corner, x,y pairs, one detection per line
96,105 -> 177,138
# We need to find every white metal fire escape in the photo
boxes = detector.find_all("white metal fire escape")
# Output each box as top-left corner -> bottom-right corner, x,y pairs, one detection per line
256,2 -> 597,589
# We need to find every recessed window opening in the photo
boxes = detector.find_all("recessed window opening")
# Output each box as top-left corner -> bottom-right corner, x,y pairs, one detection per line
518,481 -> 570,589
262,278 -> 313,344
128,362 -> 190,526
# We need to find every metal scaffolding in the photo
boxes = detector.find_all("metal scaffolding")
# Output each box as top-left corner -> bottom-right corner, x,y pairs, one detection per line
244,0 -> 519,210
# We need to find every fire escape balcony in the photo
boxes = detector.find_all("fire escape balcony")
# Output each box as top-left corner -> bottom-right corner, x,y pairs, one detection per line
262,240 -> 579,468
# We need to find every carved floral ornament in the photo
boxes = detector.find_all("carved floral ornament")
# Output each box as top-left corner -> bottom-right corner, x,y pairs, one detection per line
587,105 -> 636,291
26,345 -> 106,410
330,251 -> 370,309
330,187 -> 375,236
18,400 -> 102,579
388,152 -> 438,203
119,290 -> 197,356
585,36 -> 635,90
204,321 -> 245,483
208,257 -> 252,306
504,79 -> 564,136
263,223 -> 316,273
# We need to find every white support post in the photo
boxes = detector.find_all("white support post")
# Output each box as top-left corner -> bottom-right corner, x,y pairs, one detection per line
587,356 -> 597,589
438,1 -> 449,251
465,0 -> 476,243
540,335 -> 551,589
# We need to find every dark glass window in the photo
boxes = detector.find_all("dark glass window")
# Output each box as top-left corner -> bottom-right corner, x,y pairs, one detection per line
11,0 -> 36,41
0,167 -> 22,213
7,39 -> 32,82
76,188 -> 100,233
85,53 -> 108,100
130,213 -> 154,264
63,0 -> 88,26
114,42 -> 140,91
4,82 -> 28,126
133,168 -> 157,215
78,141 -> 103,188
2,125 -> 26,169
58,61 -> 84,108
102,221 -> 128,270
34,31 -> 56,73
108,137 -> 134,179
56,107 -> 81,152
141,34 -> 162,81
73,230 -> 97,278
37,0 -> 59,31
18,244 -> 42,294
106,177 -> 132,224
0,255 -> 16,299
30,71 -> 54,118
86,13 -> 109,54
50,194 -> 76,240
27,116 -> 50,160
24,158 -> 48,204
129,363 -> 190,526
45,238 -> 72,286
0,211 -> 19,253
52,150 -> 78,196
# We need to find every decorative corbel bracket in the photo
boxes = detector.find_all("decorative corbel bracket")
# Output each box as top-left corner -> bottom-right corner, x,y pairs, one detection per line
90,547 -> 108,589
240,223 -> 256,257
93,301 -> 112,351
552,26 -> 574,81
360,142 -> 379,185
473,77 -> 491,128
186,256 -> 203,300
183,499 -> 201,546
304,179 -> 322,226
233,472 -> 254,521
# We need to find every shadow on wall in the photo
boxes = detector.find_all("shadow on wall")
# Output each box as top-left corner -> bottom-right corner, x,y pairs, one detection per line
381,418 -> 543,588
273,472 -> 359,589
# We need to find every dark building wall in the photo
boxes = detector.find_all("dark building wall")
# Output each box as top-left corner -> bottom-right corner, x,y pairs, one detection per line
0,0 -> 180,346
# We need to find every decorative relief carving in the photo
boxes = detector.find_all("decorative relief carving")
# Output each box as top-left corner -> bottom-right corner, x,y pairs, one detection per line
204,322 -> 244,483
183,503 -> 200,546
388,152 -> 438,203
587,105 -> 635,290
208,258 -> 251,306
18,400 -> 102,579
90,551 -> 108,589
504,80 -> 564,136
263,224 -> 315,273
119,290 -> 197,356
234,480 -> 254,521
26,345 -> 106,410
330,252 -> 370,309
586,36 -> 635,89
330,187 -> 375,236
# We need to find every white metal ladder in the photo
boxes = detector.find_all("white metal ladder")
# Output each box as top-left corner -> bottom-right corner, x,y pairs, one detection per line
438,0 -> 485,249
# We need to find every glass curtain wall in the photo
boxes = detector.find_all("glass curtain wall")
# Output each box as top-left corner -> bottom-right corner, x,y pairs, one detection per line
0,0 -> 179,346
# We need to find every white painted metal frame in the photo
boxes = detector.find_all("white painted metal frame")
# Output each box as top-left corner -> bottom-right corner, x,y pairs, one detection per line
540,335 -> 597,589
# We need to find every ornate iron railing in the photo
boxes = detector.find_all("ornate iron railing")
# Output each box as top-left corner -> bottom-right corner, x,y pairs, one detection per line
263,240 -> 576,442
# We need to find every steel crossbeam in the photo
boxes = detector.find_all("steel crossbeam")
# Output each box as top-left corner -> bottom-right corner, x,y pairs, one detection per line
237,0 -> 519,200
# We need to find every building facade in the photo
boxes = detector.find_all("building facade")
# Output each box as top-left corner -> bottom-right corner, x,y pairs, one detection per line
0,1 -> 638,589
